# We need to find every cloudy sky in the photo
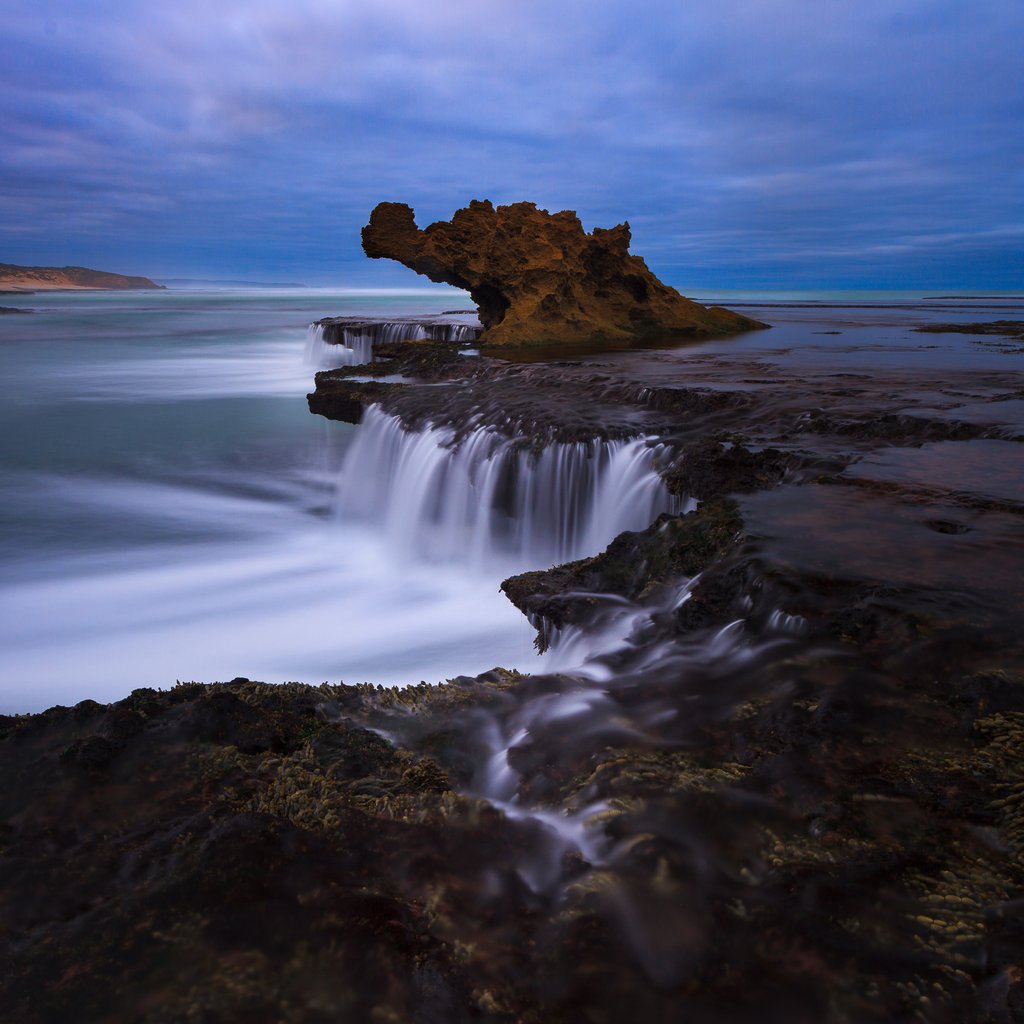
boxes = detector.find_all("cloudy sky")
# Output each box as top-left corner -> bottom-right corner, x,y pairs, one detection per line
2,0 -> 1022,288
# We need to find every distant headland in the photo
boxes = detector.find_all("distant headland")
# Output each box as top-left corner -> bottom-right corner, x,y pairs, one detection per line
0,263 -> 165,292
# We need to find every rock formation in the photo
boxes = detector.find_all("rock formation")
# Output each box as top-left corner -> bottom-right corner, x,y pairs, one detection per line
361,201 -> 766,347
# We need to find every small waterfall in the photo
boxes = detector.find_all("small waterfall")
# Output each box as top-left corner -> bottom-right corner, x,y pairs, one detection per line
305,324 -> 373,367
422,323 -> 481,343
308,320 -> 482,368
336,406 -> 681,569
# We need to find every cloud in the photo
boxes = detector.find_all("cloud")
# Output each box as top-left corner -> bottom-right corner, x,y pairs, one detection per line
0,0 -> 1021,285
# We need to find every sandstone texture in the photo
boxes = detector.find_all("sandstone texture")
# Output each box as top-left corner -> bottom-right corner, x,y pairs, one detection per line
361,201 -> 766,347
0,263 -> 164,291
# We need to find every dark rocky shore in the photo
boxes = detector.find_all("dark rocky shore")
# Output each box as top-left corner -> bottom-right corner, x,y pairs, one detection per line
5,316 -> 1024,1022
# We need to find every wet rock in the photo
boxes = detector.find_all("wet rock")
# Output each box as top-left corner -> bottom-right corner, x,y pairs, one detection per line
501,500 -> 744,636
661,440 -> 802,500
638,384 -> 755,418
362,200 -> 767,347
925,518 -> 972,534
796,410 -> 990,444
311,720 -> 397,777
99,707 -> 146,742
59,734 -> 120,772
117,686 -> 163,717
170,687 -> 310,753
370,339 -> 480,378
914,320 -> 1024,338
399,757 -> 452,795
0,680 -> 483,1024
306,340 -> 473,422
72,698 -> 104,719
306,374 -> 405,423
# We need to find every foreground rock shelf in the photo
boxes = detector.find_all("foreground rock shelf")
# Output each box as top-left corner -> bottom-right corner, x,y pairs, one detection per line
3,486 -> 1023,1021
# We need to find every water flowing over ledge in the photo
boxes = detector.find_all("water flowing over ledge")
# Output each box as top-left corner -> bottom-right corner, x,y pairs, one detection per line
335,405 -> 683,569
307,318 -> 482,367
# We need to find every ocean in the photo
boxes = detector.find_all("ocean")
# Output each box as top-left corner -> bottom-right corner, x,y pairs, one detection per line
1,286 -> 1021,712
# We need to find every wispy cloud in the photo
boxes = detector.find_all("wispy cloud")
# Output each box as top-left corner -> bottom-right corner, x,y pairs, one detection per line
1,0 -> 1021,285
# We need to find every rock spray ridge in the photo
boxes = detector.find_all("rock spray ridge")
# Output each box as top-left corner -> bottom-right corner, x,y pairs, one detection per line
361,200 -> 767,347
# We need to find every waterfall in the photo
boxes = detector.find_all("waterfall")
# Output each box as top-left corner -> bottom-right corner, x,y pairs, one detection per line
305,324 -> 373,367
336,406 -> 681,569
308,320 -> 482,368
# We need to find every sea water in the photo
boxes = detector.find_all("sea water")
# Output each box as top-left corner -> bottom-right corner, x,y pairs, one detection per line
1,287 -> 1021,712
0,287 -> 672,711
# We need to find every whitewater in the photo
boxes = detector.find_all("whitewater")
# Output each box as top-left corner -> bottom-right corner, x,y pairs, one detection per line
4,285 -> 1018,713
0,288 -> 678,711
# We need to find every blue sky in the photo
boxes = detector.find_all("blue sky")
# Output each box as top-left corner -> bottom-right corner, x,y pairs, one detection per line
2,0 -> 1022,288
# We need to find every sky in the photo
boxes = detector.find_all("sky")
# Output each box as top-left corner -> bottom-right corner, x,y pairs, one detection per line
2,0 -> 1022,289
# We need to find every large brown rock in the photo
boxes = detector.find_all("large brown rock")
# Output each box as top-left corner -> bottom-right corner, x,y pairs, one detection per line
362,200 -> 767,347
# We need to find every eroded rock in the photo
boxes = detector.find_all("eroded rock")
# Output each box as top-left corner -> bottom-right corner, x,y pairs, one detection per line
361,200 -> 767,347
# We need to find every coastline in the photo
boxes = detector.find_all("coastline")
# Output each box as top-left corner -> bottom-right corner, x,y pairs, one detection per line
0,264 -> 164,292
0,282 -> 100,292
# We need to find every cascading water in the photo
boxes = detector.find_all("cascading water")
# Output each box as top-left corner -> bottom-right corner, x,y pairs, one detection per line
333,404 -> 813,917
307,320 -> 482,368
332,403 -> 697,892
305,324 -> 373,367
335,405 -> 683,570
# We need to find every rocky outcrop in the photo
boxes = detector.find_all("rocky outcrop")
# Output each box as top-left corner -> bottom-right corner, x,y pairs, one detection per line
0,263 -> 164,291
307,376 -> 405,424
361,201 -> 767,347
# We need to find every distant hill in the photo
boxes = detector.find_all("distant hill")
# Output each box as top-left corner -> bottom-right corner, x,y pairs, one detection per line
0,264 -> 165,292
